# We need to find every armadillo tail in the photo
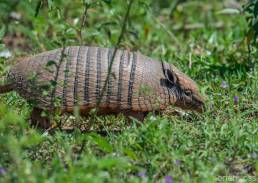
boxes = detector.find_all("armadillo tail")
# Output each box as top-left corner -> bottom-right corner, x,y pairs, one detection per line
0,83 -> 14,94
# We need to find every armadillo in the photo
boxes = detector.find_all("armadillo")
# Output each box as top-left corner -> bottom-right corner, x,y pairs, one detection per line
0,46 -> 204,128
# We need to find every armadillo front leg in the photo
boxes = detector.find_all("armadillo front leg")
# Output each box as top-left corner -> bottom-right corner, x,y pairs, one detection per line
30,107 -> 50,129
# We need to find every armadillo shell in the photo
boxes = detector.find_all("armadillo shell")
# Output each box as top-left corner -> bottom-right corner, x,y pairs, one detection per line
8,46 -> 172,113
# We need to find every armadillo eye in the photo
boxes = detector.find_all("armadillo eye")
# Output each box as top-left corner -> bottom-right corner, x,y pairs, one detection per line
184,90 -> 192,96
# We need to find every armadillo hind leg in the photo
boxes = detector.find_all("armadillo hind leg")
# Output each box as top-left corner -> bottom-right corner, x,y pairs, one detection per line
126,110 -> 163,123
30,107 -> 50,129
125,111 -> 148,122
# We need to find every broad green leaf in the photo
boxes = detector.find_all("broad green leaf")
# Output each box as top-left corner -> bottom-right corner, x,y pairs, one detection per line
123,148 -> 137,160
96,157 -> 127,169
46,60 -> 57,67
102,0 -> 112,4
90,134 -> 113,153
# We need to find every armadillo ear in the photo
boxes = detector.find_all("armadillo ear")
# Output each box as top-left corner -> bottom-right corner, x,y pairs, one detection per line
164,69 -> 177,84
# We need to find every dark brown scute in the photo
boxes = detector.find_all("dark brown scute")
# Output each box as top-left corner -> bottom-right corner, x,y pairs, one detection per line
127,52 -> 137,109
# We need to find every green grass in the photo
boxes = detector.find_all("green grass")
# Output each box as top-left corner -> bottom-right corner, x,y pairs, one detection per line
0,0 -> 257,182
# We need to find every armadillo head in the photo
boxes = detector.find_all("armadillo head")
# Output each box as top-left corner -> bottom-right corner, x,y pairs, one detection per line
162,64 -> 205,112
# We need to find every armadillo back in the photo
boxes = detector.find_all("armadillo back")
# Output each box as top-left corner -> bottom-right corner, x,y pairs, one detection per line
8,46 -> 171,113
